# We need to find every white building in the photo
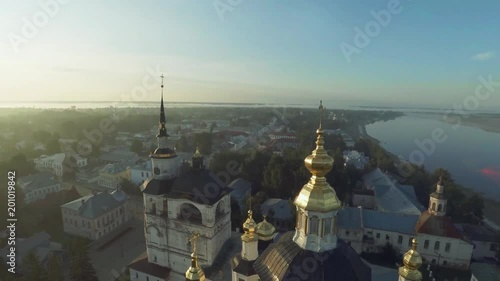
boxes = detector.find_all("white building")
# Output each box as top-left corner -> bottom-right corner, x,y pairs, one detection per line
97,161 -> 133,189
343,150 -> 369,170
414,178 -> 474,269
130,161 -> 153,186
34,153 -> 66,177
18,172 -> 61,204
361,168 -> 425,215
337,206 -> 420,255
61,189 -> 130,240
456,223 -> 499,262
128,86 -> 231,281
34,152 -> 87,177
343,176 -> 475,270
0,232 -> 64,272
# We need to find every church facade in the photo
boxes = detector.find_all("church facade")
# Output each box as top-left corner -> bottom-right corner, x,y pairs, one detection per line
129,76 -> 231,281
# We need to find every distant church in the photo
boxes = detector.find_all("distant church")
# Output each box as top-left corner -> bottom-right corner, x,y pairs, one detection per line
129,79 -> 426,281
128,76 -> 232,281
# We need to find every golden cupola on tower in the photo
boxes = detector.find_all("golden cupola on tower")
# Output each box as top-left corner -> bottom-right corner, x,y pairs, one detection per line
294,101 -> 342,212
256,215 -> 276,241
243,210 -> 257,236
399,238 -> 423,281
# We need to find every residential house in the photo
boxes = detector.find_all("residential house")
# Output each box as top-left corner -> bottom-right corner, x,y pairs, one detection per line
260,198 -> 294,232
0,232 -> 65,271
34,153 -> 66,177
18,172 -> 61,204
61,189 -> 130,240
130,161 -> 153,186
98,149 -> 139,164
343,150 -> 369,170
337,206 -> 420,254
456,223 -> 499,261
98,162 -> 133,189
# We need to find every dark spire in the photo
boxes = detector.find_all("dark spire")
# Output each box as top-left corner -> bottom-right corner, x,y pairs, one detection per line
157,74 -> 168,137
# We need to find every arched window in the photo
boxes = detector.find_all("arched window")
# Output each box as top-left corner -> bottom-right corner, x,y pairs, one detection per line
438,204 -> 442,212
323,218 -> 332,236
178,203 -> 203,225
309,216 -> 320,235
431,202 -> 436,211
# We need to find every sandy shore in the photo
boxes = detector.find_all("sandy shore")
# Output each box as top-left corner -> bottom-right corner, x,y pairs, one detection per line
444,114 -> 500,133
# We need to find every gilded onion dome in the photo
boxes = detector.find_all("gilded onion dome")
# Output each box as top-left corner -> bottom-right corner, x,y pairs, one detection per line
399,239 -> 423,281
193,145 -> 202,158
243,210 -> 257,234
294,101 -> 342,212
242,210 -> 258,242
256,215 -> 276,241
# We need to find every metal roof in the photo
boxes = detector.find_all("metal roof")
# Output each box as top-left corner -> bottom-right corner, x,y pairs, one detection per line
61,191 -> 126,219
337,207 -> 420,235
254,231 -> 372,281
18,172 -> 60,193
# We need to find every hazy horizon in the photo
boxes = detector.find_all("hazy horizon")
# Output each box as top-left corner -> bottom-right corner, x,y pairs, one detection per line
1,0 -> 499,109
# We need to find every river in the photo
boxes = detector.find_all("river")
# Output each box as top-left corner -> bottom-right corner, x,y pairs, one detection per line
366,113 -> 500,200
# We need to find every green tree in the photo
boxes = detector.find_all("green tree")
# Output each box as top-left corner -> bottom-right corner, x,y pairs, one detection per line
22,252 -> 48,281
176,134 -> 189,152
130,139 -> 143,154
47,254 -> 64,281
262,154 -> 286,196
241,150 -> 272,190
120,178 -> 141,196
461,194 -> 485,222
70,239 -> 98,281
209,151 -> 246,183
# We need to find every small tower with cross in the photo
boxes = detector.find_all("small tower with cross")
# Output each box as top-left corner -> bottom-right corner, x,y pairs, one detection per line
186,232 -> 206,281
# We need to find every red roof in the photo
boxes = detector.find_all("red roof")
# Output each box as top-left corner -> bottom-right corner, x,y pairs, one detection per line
415,211 -> 465,240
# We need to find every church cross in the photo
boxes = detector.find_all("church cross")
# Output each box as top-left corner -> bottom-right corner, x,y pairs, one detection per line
189,232 -> 200,254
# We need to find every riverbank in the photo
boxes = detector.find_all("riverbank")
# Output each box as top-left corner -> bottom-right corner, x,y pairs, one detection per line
444,113 -> 500,134
359,123 -> 500,229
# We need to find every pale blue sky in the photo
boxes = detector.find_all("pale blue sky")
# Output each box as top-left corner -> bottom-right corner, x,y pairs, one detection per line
0,0 -> 499,108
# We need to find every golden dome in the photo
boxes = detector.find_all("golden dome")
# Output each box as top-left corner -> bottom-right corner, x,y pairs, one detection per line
243,210 -> 257,234
185,252 -> 205,281
256,216 -> 276,241
398,238 -> 423,281
294,101 -> 341,213
193,145 -> 202,158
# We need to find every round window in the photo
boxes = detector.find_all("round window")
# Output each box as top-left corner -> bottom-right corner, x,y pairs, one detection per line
154,167 -> 160,175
